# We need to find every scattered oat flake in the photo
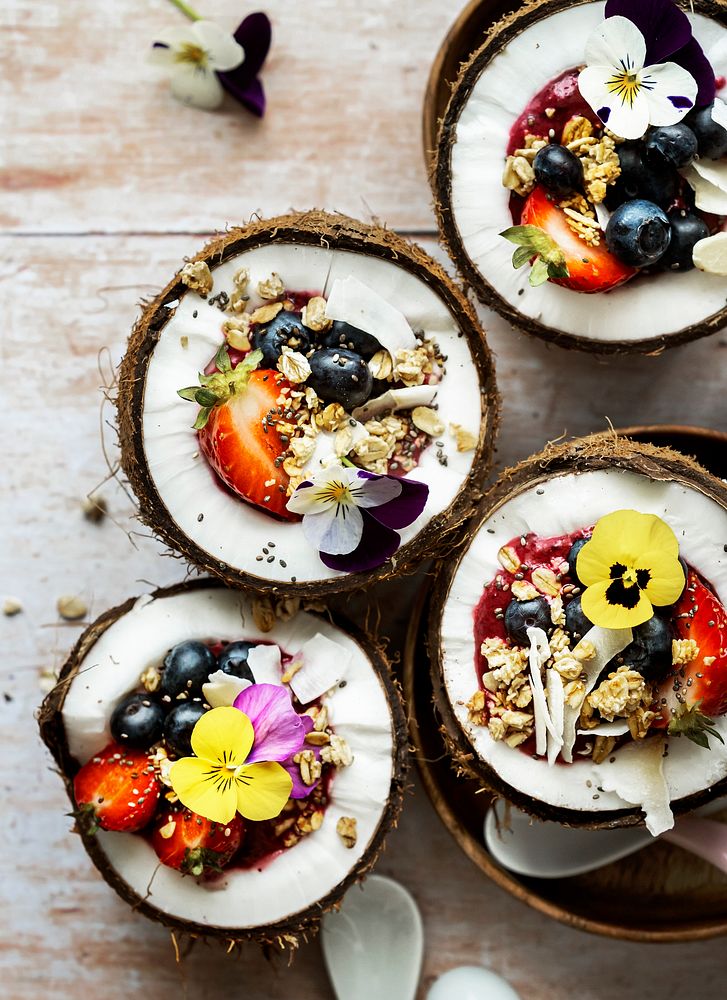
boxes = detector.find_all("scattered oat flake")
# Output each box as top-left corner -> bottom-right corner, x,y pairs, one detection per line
180,260 -> 213,295
450,423 -> 477,452
250,302 -> 283,325
336,816 -> 357,849
257,273 -> 285,300
57,595 -> 87,621
278,350 -> 311,384
3,598 -> 22,616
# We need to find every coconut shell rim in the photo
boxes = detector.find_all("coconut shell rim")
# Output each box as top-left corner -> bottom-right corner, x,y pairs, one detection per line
431,0 -> 727,356
117,210 -> 500,597
427,431 -> 727,829
38,577 -> 410,948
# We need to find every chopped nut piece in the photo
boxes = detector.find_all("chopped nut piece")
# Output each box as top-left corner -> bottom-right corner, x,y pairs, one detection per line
140,664 -> 161,692
228,288 -> 249,313
278,349 -> 311,384
504,731 -> 529,748
336,816 -> 357,849
320,734 -> 353,768
223,314 -> 252,352
301,296 -> 332,332
305,731 -> 330,747
257,273 -> 285,300
511,580 -> 539,602
281,660 -> 303,684
294,749 -> 323,787
180,260 -> 213,295
368,349 -> 393,381
502,155 -> 536,197
449,422 -> 477,452
158,820 -> 176,839
488,716 -> 507,740
3,597 -> 22,616
81,495 -> 107,523
497,545 -> 521,574
574,639 -> 595,662
561,115 -> 593,144
466,689 -> 487,724
250,302 -> 283,325
232,266 -> 250,291
532,566 -> 560,597
57,595 -> 87,621
411,406 -> 444,437
393,347 -> 430,387
672,638 -> 699,665
628,706 -> 656,740
251,596 -> 276,633
592,735 -> 617,764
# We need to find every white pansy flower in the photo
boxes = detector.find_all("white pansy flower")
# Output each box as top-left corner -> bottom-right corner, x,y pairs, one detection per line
149,20 -> 244,110
578,16 -> 698,140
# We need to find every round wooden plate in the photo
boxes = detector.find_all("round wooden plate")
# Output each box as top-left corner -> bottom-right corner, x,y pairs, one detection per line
423,0 -> 515,167
404,425 -> 727,941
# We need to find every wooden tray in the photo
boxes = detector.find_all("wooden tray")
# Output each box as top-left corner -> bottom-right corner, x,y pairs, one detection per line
404,425 -> 727,941
423,0 -> 517,167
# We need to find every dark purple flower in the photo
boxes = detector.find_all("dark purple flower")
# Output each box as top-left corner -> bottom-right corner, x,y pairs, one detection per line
217,12 -> 272,118
233,683 -> 307,762
606,0 -> 715,106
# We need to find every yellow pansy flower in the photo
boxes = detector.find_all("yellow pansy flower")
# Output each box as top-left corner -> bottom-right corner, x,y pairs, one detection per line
577,509 -> 685,629
169,706 -> 292,824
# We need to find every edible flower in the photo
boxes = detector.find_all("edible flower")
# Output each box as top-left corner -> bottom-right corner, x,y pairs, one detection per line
286,463 -> 429,573
169,693 -> 306,823
150,3 -> 271,116
577,510 -> 685,629
578,15 -> 698,140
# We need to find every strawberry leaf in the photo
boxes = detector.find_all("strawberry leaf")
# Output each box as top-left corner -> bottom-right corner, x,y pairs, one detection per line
177,386 -> 200,402
668,700 -> 725,750
195,388 -> 220,407
511,245 -> 534,269
529,258 -> 551,287
215,344 -> 232,373
501,223 -> 569,287
193,406 -> 213,430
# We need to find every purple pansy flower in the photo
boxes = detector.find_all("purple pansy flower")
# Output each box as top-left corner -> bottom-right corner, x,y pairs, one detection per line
285,463 -> 429,574
605,0 -> 716,106
233,683 -> 307,762
218,13 -> 272,118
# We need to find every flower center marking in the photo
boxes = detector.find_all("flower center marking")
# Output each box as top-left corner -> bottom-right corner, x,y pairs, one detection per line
606,70 -> 642,107
175,42 -> 208,67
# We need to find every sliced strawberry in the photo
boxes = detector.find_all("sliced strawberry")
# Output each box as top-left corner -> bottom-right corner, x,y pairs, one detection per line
151,807 -> 245,876
73,743 -> 161,833
198,368 -> 298,521
515,185 -> 636,293
652,572 -> 727,748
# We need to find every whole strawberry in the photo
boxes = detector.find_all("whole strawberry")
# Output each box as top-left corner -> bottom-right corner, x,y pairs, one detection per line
73,743 -> 161,833
151,807 -> 245,876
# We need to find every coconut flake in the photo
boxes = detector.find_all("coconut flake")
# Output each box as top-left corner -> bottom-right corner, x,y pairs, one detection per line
289,632 -> 352,705
526,626 -> 558,756
352,385 -> 438,423
577,721 -> 630,737
561,626 -> 632,763
682,160 -> 727,214
693,232 -> 727,276
247,643 -> 283,685
324,276 -> 416,360
599,737 -> 673,836
545,669 -> 564,767
202,669 -> 252,708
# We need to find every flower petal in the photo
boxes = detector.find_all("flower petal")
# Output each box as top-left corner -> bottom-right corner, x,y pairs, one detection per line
671,37 -> 716,108
219,72 -> 266,118
233,683 -> 307,763
235,761 -> 292,821
302,504 -> 364,555
282,717 -> 321,798
585,509 -> 679,572
191,706 -> 253,766
232,12 -> 272,77
364,475 -> 429,530
585,16 -> 646,72
192,20 -> 245,72
641,61 -> 698,126
169,756 -> 238,824
170,65 -> 225,110
581,579 -> 654,629
320,509 -> 400,573
605,0 -> 690,64
638,549 -> 685,606
151,25 -> 198,52
350,470 -> 402,508
579,64 -> 651,139
148,42 -> 179,67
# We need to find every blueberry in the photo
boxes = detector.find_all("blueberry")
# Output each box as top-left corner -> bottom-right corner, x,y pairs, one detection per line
164,701 -> 208,758
686,103 -> 727,159
644,124 -> 698,169
110,693 -> 166,750
504,597 -> 552,646
618,615 -> 673,680
252,311 -> 312,368
566,537 -> 589,585
307,348 -> 373,410
217,641 -> 255,682
322,320 -> 381,360
161,640 -> 216,698
605,199 -> 671,267
659,211 -> 710,272
533,144 -> 583,196
564,595 -> 593,642
606,146 -> 678,210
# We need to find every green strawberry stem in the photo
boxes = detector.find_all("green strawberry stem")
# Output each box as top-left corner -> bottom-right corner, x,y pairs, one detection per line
667,700 -> 725,750
166,0 -> 201,21
177,346 -> 263,429
500,224 -> 570,288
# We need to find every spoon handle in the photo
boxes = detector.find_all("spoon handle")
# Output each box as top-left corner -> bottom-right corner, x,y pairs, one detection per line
663,817 -> 727,875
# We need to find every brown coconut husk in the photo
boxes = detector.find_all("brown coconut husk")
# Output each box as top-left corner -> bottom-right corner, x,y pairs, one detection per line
38,578 -> 409,949
428,431 -> 727,829
432,0 -> 727,355
117,211 -> 499,597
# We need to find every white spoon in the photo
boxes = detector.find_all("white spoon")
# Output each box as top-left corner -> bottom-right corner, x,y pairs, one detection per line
484,798 -> 727,878
321,875 -> 423,1000
427,966 -> 521,1000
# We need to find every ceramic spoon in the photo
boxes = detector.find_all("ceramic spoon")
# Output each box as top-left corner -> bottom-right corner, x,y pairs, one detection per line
484,798 -> 727,878
321,874 -> 423,1000
427,966 -> 522,1000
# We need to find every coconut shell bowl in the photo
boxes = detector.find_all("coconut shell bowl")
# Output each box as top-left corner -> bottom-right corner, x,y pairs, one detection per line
407,427 -> 727,941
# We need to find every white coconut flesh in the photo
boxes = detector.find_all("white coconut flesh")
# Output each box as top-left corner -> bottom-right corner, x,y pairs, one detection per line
448,0 -> 727,344
440,468 -> 727,831
141,242 -> 482,584
61,587 -> 397,930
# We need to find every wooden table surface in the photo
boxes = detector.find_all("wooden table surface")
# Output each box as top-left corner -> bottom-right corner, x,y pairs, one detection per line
4,2 -> 727,997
